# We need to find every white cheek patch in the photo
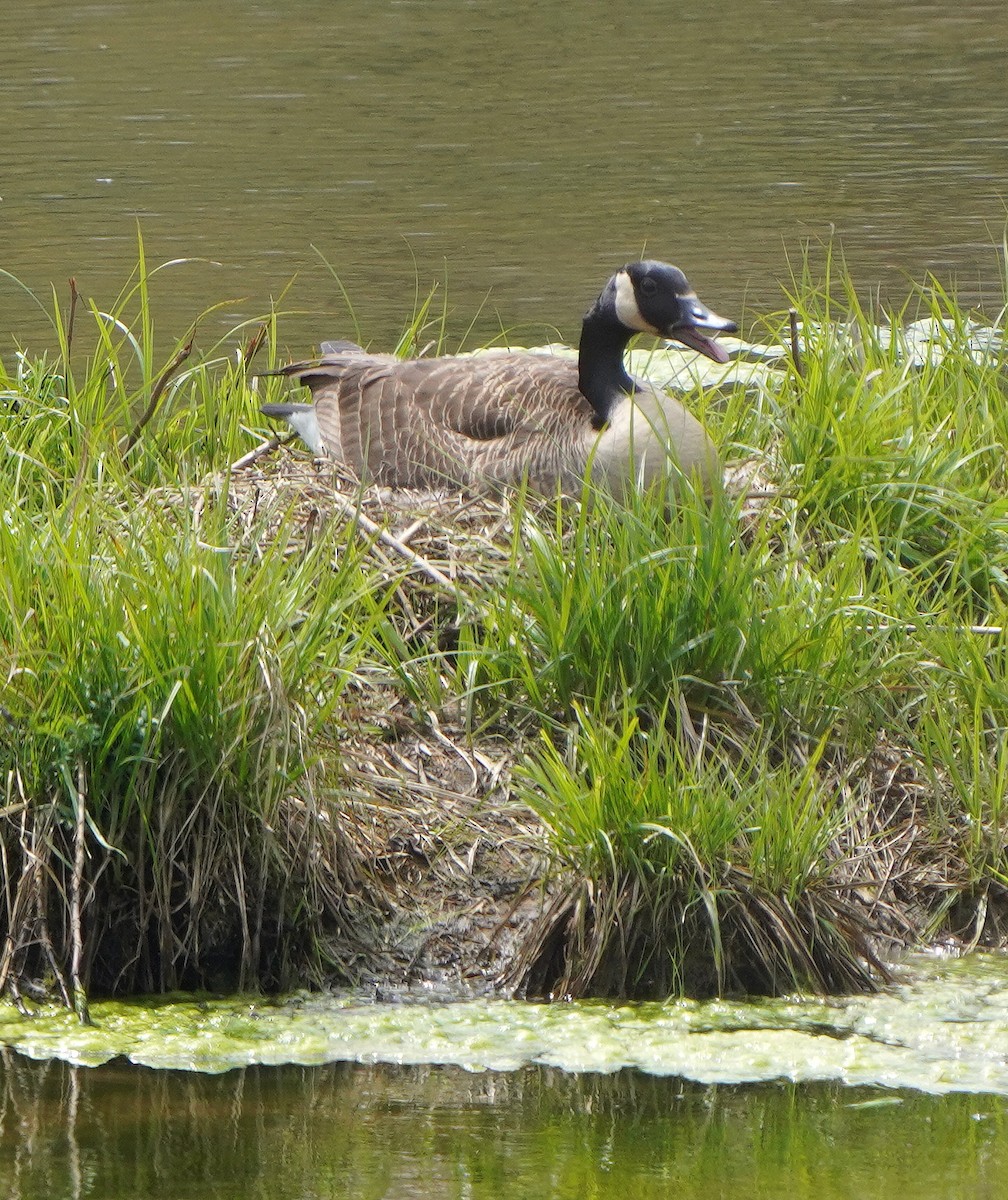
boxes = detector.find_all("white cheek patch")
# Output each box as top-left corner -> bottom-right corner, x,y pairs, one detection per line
613,271 -> 654,333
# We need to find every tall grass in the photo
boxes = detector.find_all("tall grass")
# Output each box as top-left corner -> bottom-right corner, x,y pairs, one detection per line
0,253 -> 398,1003
441,246 -> 1008,996
764,265 -> 1008,620
510,709 -> 875,997
2,241 -> 1007,1006
441,477 -> 903,995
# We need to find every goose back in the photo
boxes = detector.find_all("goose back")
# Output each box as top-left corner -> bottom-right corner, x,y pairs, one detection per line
273,347 -> 602,491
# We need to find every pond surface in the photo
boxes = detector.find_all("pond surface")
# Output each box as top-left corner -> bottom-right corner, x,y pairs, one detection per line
1,1058 -> 1006,1200
2,955 -> 1008,1196
2,0 -> 1007,359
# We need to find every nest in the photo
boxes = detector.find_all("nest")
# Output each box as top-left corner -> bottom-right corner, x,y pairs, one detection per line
218,443 -> 555,993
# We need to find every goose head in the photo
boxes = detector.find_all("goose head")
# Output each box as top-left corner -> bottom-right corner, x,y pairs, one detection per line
578,260 -> 737,424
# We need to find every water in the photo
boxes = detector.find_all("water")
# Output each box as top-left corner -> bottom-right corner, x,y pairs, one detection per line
1,1059 -> 1005,1199
1,0 -> 1007,360
2,955 -> 1008,1195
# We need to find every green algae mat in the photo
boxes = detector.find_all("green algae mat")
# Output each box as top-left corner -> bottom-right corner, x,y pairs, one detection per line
2,955 -> 1007,1093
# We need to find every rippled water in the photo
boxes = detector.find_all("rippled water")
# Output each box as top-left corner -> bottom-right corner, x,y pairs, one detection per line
1,1060 -> 1005,1200
2,0 -> 1007,358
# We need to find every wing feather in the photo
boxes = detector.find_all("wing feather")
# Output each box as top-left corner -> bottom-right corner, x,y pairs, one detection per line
286,349 -> 594,488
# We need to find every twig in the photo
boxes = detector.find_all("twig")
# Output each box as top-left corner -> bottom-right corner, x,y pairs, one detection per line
330,491 -> 458,592
118,329 -> 196,456
70,760 -> 91,1024
66,277 -> 79,358
230,434 -> 284,472
789,308 -> 804,379
396,515 -> 429,546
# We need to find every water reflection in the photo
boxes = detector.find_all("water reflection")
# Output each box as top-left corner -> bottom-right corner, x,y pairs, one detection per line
1,0 -> 1006,360
1,1052 -> 1005,1200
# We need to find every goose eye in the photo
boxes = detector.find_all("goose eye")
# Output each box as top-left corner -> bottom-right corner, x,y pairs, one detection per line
639,277 -> 658,296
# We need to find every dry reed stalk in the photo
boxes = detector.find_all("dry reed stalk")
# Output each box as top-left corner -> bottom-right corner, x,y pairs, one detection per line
119,329 -> 195,456
70,759 -> 91,1024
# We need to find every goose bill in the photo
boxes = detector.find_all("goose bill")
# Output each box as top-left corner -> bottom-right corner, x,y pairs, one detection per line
672,325 -> 732,364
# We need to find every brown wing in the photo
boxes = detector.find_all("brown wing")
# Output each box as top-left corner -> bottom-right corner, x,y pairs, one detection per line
284,349 -> 595,489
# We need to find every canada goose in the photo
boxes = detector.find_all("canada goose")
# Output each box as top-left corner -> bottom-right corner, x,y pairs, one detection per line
260,260 -> 736,495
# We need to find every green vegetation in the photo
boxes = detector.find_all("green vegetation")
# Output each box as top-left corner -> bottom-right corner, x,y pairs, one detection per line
1,245 -> 1007,1012
0,254 -> 384,1007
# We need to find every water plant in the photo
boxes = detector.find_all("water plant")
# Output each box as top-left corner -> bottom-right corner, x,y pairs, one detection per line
1,241 -> 1007,1012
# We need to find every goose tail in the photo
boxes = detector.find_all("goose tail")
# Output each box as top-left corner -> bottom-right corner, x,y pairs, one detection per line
259,402 -> 324,456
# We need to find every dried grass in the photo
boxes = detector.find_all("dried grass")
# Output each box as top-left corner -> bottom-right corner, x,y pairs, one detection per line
211,445 -> 977,1000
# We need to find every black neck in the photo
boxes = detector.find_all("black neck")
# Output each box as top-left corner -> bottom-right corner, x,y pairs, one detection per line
577,312 -> 636,428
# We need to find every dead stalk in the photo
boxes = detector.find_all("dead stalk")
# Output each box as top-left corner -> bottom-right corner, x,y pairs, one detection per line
71,760 -> 91,1024
329,491 -> 459,593
230,435 -> 284,472
118,329 -> 196,456
67,276 -> 79,358
242,322 -> 269,367
34,807 -> 72,1008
